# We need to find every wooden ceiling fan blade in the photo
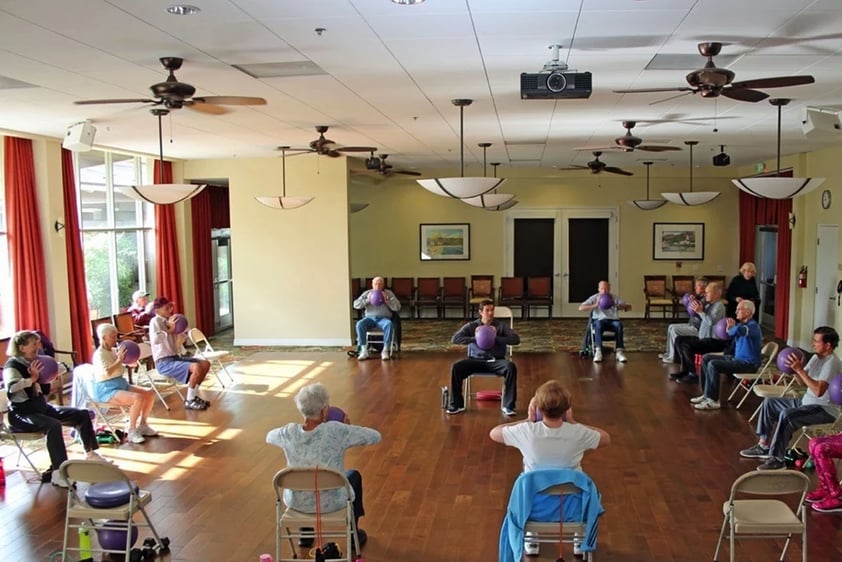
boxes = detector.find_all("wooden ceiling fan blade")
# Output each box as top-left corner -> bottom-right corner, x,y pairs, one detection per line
574,145 -> 622,152
185,102 -> 228,115
192,95 -> 267,106
604,167 -> 633,176
613,87 -> 693,94
731,75 -> 815,89
337,146 -> 378,152
636,145 -> 683,152
649,91 -> 696,105
74,98 -> 156,105
556,165 -> 590,171
721,87 -> 769,102
393,170 -> 422,176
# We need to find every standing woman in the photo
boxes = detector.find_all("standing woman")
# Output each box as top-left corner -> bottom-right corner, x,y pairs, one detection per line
726,262 -> 761,319
3,330 -> 107,487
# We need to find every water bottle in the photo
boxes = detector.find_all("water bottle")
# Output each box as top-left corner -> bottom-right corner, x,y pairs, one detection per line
440,386 -> 449,410
78,522 -> 92,559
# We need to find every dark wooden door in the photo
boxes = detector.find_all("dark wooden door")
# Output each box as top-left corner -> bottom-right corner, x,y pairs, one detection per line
568,217 -> 609,303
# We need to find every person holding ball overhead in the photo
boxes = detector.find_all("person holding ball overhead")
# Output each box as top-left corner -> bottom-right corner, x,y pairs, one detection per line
353,276 -> 401,361
446,300 -> 520,416
579,281 -> 631,363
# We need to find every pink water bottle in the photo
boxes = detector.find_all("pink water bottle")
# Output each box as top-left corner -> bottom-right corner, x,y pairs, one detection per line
259,555 -> 273,562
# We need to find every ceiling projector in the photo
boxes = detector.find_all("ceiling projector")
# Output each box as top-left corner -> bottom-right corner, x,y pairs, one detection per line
712,146 -> 730,167
521,43 -> 592,99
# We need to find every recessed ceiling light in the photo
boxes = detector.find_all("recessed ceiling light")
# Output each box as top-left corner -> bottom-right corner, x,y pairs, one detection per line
166,5 -> 201,16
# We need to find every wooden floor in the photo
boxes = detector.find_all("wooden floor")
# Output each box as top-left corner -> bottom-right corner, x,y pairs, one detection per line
3,349 -> 842,562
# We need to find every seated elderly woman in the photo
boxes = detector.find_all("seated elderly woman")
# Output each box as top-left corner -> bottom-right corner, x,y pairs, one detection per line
3,330 -> 107,487
92,323 -> 158,444
266,383 -> 381,548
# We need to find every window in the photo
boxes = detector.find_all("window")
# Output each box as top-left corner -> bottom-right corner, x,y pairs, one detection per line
77,150 -> 155,318
0,146 -> 12,336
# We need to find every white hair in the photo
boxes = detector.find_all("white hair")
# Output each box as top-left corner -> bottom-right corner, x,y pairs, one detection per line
96,323 -> 118,341
295,383 -> 330,419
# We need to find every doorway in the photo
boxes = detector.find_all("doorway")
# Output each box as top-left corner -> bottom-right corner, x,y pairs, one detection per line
212,228 -> 234,331
814,224 -> 838,328
755,225 -> 777,331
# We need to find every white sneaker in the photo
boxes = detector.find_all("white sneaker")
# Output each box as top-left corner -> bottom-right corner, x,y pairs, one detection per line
694,399 -> 721,410
357,348 -> 370,360
524,532 -> 539,556
592,349 -> 603,363
51,469 -> 70,488
381,348 -> 391,361
662,355 -> 675,364
128,429 -> 146,444
690,394 -> 707,404
137,423 -> 158,437
616,349 -> 627,363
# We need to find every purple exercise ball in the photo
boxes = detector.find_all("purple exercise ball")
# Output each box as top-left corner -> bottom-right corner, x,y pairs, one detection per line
681,293 -> 692,307
369,290 -> 385,306
714,318 -> 731,340
35,355 -> 60,384
598,293 -> 614,310
118,340 -> 141,364
828,374 -> 842,406
475,325 -> 496,350
171,313 -> 189,334
776,347 -> 806,375
327,406 -> 346,422
96,520 -> 138,550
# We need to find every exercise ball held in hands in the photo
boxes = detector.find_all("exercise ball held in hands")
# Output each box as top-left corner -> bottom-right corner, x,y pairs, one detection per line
171,314 -> 189,334
714,318 -> 731,340
776,347 -> 806,374
326,406 -> 346,422
828,373 -> 842,406
34,356 -> 60,384
598,293 -> 615,310
475,325 -> 496,350
118,340 -> 141,365
369,289 -> 384,306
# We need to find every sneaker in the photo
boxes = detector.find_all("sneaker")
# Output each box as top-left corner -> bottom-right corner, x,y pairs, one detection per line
806,488 -> 829,503
524,532 -> 539,556
689,394 -> 707,404
757,457 -> 786,470
445,405 -> 466,415
194,397 -> 211,407
740,444 -> 771,459
128,429 -> 146,444
662,356 -> 675,364
693,399 -> 720,410
616,349 -> 627,363
137,423 -> 158,437
381,349 -> 391,361
357,348 -> 370,360
501,407 -> 516,417
592,349 -> 603,363
184,397 -> 209,410
573,542 -> 584,557
812,496 -> 842,513
51,470 -> 70,488
355,528 -> 368,549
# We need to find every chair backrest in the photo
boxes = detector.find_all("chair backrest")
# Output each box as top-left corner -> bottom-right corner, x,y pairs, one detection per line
350,278 -> 362,299
759,341 -> 779,369
112,312 -> 138,336
470,275 -> 494,299
526,276 -> 551,298
499,277 -> 525,299
494,306 -> 515,356
671,275 -> 695,298
643,275 -> 668,298
188,328 -> 214,353
90,316 -> 113,348
389,277 -> 414,300
729,470 -> 809,503
442,277 -> 467,298
60,458 -> 135,486
415,277 -> 441,298
272,466 -> 352,501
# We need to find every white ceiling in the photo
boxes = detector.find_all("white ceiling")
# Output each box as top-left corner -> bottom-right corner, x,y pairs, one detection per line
1,0 -> 842,175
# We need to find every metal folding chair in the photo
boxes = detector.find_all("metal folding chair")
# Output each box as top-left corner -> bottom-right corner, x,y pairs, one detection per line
188,328 -> 235,387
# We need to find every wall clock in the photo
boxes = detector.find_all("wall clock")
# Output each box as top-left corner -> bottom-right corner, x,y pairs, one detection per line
821,189 -> 831,209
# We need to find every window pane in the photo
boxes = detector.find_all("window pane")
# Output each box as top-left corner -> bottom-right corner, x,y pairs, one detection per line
116,231 -> 140,310
113,154 -> 142,228
83,231 -> 113,317
78,150 -> 108,229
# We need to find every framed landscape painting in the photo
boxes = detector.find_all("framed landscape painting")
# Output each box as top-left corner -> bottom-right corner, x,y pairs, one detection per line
653,222 -> 705,260
420,223 -> 470,261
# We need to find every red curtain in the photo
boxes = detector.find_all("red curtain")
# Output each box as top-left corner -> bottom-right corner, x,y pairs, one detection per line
191,188 -> 214,335
153,160 -> 184,309
61,149 -> 93,362
738,190 -> 792,340
3,137 -> 49,332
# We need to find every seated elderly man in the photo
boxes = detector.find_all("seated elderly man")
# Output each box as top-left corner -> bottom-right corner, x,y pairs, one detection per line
352,276 -> 401,361
660,277 -> 708,364
740,326 -> 842,470
127,289 -> 155,327
670,283 -> 727,383
579,281 -> 631,363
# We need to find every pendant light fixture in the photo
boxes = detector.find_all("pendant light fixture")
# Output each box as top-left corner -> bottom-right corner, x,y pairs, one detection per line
255,146 -> 315,209
628,161 -> 666,210
486,162 -> 518,211
122,108 -> 206,204
417,99 -> 506,198
349,202 -> 369,213
662,141 -> 720,206
732,98 -> 825,199
462,143 -> 516,210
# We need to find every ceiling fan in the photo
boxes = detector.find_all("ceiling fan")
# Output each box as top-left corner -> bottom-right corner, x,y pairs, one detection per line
363,153 -> 421,176
557,151 -> 633,176
613,42 -> 815,103
577,121 -> 682,153
74,57 -> 266,115
283,126 -> 376,157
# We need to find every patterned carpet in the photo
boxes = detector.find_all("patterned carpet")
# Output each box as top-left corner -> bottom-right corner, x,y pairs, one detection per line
212,318 -> 671,360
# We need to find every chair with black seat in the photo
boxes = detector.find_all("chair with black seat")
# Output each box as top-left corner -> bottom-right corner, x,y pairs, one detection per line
389,277 -> 414,317
525,276 -> 553,319
413,277 -> 441,318
441,276 -> 468,319
468,275 -> 495,318
643,275 -> 673,320
498,277 -> 525,319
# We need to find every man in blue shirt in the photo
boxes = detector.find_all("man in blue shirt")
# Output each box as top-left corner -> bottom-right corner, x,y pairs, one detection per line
690,300 -> 762,410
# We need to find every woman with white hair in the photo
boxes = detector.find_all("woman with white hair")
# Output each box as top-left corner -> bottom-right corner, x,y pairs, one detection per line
92,323 -> 157,444
726,262 -> 761,320
266,383 -> 381,548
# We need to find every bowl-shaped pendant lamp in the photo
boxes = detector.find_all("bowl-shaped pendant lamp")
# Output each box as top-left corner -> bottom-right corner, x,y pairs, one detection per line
255,146 -> 314,209
662,141 -> 720,206
462,145 -> 517,210
628,161 -> 666,210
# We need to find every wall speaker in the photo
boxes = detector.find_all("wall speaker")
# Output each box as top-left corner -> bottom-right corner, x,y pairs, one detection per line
801,107 -> 842,138
62,120 -> 97,152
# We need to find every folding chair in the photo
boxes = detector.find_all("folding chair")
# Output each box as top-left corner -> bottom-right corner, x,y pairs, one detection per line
188,328 -> 235,387
726,342 -> 779,409
712,470 -> 809,562
133,356 -> 184,411
74,364 -> 129,436
747,374 -> 802,423
0,392 -> 47,474
790,411 -> 842,466
464,306 -> 514,408
60,459 -> 168,562
272,466 -> 360,562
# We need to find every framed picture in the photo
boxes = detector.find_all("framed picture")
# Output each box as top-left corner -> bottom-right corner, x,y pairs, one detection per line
653,222 -> 705,261
420,223 -> 470,261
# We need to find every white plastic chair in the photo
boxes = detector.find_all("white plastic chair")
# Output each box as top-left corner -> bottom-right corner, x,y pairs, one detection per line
726,342 -> 779,409
272,466 -> 360,562
188,328 -> 234,387
713,470 -> 809,562
463,306 -> 515,408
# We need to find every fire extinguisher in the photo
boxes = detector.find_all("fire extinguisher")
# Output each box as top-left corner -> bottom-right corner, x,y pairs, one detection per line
798,266 -> 808,288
